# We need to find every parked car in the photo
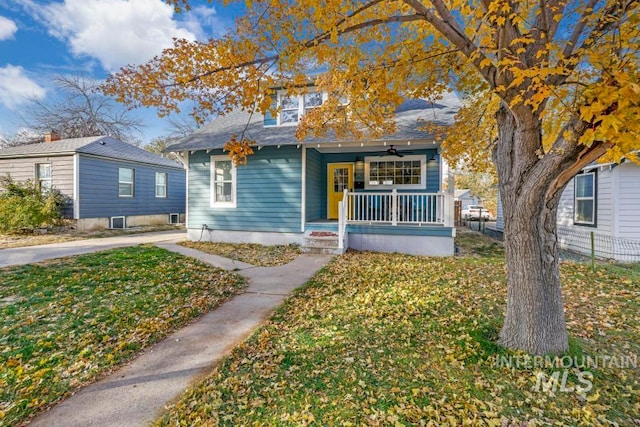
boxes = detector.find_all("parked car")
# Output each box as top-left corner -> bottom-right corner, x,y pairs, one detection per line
462,205 -> 490,220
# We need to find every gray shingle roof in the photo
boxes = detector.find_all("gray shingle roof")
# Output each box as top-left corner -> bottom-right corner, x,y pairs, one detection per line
0,136 -> 182,169
454,189 -> 472,199
167,93 -> 461,152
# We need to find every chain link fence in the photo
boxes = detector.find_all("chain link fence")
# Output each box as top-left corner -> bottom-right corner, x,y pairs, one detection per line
556,227 -> 640,263
462,221 -> 640,263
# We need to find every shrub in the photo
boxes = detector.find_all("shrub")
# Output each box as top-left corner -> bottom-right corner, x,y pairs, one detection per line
0,175 -> 67,233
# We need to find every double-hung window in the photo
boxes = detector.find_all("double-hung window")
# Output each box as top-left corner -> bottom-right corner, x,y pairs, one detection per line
280,95 -> 300,124
303,92 -> 323,114
211,156 -> 236,207
118,167 -> 134,197
155,172 -> 167,198
36,163 -> 52,193
268,91 -> 325,126
574,172 -> 596,225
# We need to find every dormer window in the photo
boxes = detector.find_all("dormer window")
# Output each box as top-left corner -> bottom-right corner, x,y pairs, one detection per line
264,90 -> 326,127
303,92 -> 323,114
280,95 -> 300,124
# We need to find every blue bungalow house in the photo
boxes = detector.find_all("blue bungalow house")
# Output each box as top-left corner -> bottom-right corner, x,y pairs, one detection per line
167,92 -> 459,256
0,135 -> 186,231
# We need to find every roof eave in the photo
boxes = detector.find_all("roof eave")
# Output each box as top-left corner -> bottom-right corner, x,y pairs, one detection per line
0,150 -> 77,159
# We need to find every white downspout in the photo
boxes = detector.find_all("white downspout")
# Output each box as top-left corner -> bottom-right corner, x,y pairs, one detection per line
73,153 -> 80,220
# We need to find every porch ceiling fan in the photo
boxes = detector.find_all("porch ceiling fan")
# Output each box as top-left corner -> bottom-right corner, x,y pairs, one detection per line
381,145 -> 413,157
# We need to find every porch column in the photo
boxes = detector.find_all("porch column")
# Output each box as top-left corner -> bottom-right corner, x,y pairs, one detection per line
444,160 -> 455,227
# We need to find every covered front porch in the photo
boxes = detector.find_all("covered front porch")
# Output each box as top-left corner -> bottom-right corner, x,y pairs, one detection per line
301,143 -> 455,256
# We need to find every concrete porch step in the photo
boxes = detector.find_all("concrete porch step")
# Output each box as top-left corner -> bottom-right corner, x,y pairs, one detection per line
301,231 -> 343,255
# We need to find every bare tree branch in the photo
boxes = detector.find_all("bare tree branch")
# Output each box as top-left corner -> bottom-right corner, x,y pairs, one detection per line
20,75 -> 143,144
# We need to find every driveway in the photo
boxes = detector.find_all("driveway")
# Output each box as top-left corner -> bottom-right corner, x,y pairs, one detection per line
0,230 -> 185,268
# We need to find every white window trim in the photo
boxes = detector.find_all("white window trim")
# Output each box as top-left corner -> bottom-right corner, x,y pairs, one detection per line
155,172 -> 167,198
118,167 -> 134,198
574,172 -> 596,226
210,155 -> 237,208
271,90 -> 328,127
36,163 -> 52,192
110,216 -> 126,229
364,155 -> 427,190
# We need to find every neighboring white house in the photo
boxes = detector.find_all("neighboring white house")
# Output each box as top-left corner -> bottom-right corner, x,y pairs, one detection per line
454,189 -> 480,210
496,159 -> 640,262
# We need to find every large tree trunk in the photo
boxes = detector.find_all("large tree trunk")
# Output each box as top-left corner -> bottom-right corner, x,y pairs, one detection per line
493,105 -> 569,355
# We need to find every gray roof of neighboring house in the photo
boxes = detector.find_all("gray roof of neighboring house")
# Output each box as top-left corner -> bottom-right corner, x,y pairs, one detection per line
167,92 -> 461,152
454,189 -> 472,199
0,136 -> 182,169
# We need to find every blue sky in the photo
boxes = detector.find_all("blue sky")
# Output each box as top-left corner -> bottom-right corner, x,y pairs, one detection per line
0,0 -> 241,144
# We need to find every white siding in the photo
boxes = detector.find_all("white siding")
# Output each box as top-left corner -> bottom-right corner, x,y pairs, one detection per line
557,168 -> 614,234
616,162 -> 640,241
497,163 -> 640,262
0,155 -> 75,197
457,194 -> 479,210
557,178 -> 575,227
596,169 -> 614,234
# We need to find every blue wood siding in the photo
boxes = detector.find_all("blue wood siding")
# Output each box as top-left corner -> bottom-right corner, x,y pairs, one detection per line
188,146 -> 302,232
319,149 -> 439,218
78,155 -> 185,219
263,95 -> 277,126
305,148 -> 322,221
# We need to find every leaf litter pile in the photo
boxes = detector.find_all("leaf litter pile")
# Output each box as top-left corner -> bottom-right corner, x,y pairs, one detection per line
0,245 -> 244,426
157,241 -> 639,426
179,241 -> 301,267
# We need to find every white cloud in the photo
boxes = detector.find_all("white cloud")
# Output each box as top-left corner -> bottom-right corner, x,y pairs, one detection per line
38,0 -> 196,72
0,16 -> 18,40
0,65 -> 46,109
180,5 -> 228,39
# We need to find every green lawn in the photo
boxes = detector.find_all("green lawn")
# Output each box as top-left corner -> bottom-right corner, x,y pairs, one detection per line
179,241 -> 301,267
157,236 -> 639,426
0,246 -> 244,426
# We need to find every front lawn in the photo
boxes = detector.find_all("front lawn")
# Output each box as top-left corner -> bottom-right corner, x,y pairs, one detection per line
179,241 -> 301,267
0,246 -> 244,426
157,240 -> 639,425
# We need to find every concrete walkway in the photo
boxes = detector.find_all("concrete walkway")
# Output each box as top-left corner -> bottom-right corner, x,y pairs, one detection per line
24,241 -> 332,427
0,230 -> 186,268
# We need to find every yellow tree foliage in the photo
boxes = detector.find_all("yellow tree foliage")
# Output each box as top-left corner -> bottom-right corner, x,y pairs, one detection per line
104,0 -> 640,355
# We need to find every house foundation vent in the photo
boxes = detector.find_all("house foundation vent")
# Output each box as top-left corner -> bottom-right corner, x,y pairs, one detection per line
168,213 -> 180,224
110,216 -> 126,229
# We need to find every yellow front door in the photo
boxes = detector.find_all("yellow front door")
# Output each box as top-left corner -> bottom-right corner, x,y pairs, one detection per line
327,163 -> 353,219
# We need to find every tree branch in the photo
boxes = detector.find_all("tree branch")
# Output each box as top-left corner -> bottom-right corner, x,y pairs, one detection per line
171,11 -> 425,88
524,0 -> 569,64
561,0 -> 604,60
549,0 -> 639,86
402,0 -> 500,88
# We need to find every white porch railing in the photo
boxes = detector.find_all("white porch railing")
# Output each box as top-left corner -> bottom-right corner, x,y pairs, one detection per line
342,189 -> 445,226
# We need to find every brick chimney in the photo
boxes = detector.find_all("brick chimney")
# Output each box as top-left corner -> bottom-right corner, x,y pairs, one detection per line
44,131 -> 61,143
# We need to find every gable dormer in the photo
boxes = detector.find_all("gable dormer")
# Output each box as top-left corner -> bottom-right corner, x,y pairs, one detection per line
263,89 -> 326,127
